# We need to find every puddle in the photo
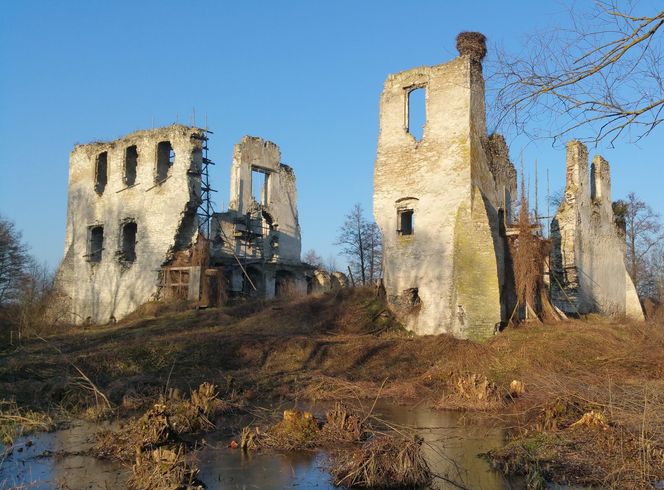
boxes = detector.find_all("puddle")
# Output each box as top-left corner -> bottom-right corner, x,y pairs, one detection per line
0,420 -> 127,489
1,404 -> 516,489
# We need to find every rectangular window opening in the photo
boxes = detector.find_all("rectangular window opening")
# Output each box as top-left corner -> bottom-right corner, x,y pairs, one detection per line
156,141 -> 174,182
251,168 -> 269,204
120,221 -> 137,262
124,145 -> 138,186
398,209 -> 414,236
95,152 -> 108,194
88,225 -> 104,262
407,87 -> 426,142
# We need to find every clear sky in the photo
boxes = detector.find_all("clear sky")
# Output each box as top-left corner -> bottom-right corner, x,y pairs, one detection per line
1,0 -> 662,268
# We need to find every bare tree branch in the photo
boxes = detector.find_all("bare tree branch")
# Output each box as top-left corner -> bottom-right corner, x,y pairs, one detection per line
489,1 -> 664,146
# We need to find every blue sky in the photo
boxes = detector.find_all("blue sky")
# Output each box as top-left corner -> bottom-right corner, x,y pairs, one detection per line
1,1 -> 662,268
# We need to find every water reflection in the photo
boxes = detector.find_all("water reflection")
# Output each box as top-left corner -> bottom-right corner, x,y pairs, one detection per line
2,404 -> 514,489
197,403 -> 512,489
0,421 -> 126,489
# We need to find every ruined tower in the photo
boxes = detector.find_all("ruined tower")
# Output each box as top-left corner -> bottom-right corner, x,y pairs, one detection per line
373,33 -> 516,339
550,141 -> 643,320
209,136 -> 307,298
56,125 -> 205,324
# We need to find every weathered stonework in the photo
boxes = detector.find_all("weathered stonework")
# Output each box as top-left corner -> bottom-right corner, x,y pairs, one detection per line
373,38 -> 516,339
210,136 -> 308,298
550,141 -> 643,320
56,128 -> 311,323
56,125 -> 204,324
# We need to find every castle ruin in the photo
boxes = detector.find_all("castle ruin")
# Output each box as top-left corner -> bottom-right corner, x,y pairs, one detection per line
550,141 -> 643,320
56,33 -> 643,332
374,33 -> 643,338
374,34 -> 517,339
55,126 -> 310,324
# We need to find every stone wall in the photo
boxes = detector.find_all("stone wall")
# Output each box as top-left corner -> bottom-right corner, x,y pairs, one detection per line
210,136 -> 306,299
55,125 -> 204,324
373,37 -> 516,339
550,140 -> 643,320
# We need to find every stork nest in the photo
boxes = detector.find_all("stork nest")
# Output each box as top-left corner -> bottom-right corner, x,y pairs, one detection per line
456,31 -> 487,61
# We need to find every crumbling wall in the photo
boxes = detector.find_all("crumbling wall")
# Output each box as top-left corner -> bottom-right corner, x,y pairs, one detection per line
210,136 -> 306,299
227,136 -> 301,263
307,270 -> 348,294
550,141 -> 643,320
55,125 -> 204,324
373,35 -> 515,339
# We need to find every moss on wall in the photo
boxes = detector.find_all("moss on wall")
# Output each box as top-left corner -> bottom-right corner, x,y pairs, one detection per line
453,186 -> 501,340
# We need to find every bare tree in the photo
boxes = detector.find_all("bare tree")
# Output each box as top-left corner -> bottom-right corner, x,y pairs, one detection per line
16,261 -> 55,338
335,204 -> 383,285
491,1 -> 664,145
640,244 -> 664,301
0,215 -> 31,306
366,222 -> 383,283
302,249 -> 324,269
613,192 -> 664,296
325,254 -> 339,273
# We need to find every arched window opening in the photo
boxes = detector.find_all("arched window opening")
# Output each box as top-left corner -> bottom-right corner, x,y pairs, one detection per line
95,152 -> 108,194
124,145 -> 138,186
120,221 -> 137,263
156,141 -> 174,182
88,225 -> 104,262
407,87 -> 426,141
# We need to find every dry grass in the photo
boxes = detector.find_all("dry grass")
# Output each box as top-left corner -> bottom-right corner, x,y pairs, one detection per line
128,445 -> 203,490
1,289 -> 664,486
94,382 -> 228,462
486,322 -> 664,487
0,400 -> 54,445
240,403 -> 368,452
330,434 -> 432,488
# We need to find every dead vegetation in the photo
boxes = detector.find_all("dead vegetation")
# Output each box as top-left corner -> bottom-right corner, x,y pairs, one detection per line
0,400 -> 54,445
1,288 -> 663,486
128,446 -> 203,490
436,373 -> 503,410
330,434 -> 432,489
237,402 -> 432,489
488,360 -> 664,487
240,402 -> 367,452
94,382 -> 227,489
95,382 -> 227,462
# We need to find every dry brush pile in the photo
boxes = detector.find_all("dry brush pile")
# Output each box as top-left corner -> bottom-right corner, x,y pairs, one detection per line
94,382 -> 228,489
237,402 -> 432,489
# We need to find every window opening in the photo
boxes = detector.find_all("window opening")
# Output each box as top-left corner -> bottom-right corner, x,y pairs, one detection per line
95,152 -> 108,194
156,141 -> 174,182
407,87 -> 426,141
398,209 -> 414,235
251,168 -> 269,204
120,221 -> 137,262
124,145 -> 138,186
88,226 -> 104,262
